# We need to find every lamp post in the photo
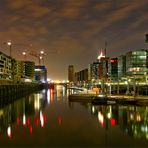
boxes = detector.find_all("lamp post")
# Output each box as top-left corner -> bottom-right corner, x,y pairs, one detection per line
6,41 -> 12,57
40,50 -> 45,65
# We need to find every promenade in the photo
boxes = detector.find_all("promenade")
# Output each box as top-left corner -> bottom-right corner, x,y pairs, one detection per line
69,89 -> 148,105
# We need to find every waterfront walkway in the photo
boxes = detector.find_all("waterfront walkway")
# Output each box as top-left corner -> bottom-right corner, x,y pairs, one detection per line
69,89 -> 148,105
75,89 -> 148,99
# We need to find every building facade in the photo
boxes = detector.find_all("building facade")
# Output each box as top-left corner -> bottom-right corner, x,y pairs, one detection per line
118,55 -> 126,78
68,65 -> 75,83
34,65 -> 47,83
126,49 -> 148,80
12,59 -> 25,82
0,51 -> 12,80
24,61 -> 35,81
108,58 -> 118,79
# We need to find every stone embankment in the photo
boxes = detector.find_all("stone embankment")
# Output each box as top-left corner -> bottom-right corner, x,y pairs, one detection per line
0,83 -> 48,106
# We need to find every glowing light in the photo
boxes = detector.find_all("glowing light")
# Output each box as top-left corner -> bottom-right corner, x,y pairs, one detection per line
29,126 -> 33,134
107,113 -> 111,119
40,50 -> 44,54
110,59 -> 118,63
98,112 -> 104,127
7,42 -> 11,46
22,52 -> 26,55
7,126 -> 12,139
55,80 -> 60,84
47,78 -> 51,82
110,118 -> 116,126
34,96 -> 40,110
50,89 -> 54,103
62,80 -> 65,83
40,111 -> 44,128
97,51 -> 105,60
39,56 -> 43,60
130,114 -> 134,120
92,106 -> 95,113
23,114 -> 26,125
136,114 -> 141,122
24,79 -> 32,82
47,89 -> 50,104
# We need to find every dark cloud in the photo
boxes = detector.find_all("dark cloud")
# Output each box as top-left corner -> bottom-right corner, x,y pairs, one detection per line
0,0 -> 148,80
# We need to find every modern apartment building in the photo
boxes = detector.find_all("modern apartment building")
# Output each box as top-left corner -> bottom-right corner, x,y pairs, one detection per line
0,51 -> 12,80
11,59 -> 25,82
24,61 -> 35,80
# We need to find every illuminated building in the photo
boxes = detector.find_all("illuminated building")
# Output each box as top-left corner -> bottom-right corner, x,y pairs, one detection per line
108,58 -> 118,79
68,65 -> 75,83
11,59 -> 25,82
34,65 -> 47,83
0,51 -> 12,80
99,57 -> 109,79
86,51 -> 109,83
118,55 -> 126,78
91,61 -> 99,81
126,49 -> 148,79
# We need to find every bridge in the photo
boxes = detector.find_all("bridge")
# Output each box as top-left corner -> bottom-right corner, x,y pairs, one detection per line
67,86 -> 85,91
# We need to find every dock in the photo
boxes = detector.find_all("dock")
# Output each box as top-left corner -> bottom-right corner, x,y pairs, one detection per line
68,93 -> 148,106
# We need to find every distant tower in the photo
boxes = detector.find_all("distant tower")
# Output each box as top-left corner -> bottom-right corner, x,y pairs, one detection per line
68,65 -> 75,83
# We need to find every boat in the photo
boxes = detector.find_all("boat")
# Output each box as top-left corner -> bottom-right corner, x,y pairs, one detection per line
91,96 -> 116,105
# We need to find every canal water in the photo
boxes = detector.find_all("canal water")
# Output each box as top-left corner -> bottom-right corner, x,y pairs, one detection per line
0,85 -> 148,147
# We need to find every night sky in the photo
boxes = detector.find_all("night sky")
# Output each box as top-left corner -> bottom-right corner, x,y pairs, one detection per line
0,0 -> 148,80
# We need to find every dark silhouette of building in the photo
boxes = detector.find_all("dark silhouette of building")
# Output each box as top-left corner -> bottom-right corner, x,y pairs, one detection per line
68,65 -> 75,83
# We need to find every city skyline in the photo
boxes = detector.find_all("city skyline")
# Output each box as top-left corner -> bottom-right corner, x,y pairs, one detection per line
0,0 -> 148,80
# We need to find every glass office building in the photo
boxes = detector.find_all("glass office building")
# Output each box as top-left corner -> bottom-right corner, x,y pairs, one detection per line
126,49 -> 148,77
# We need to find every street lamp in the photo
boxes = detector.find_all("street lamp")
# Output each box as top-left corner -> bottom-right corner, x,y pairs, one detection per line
7,41 -> 12,57
39,56 -> 43,65
39,50 -> 45,65
22,51 -> 27,61
40,50 -> 44,55
6,41 -> 12,57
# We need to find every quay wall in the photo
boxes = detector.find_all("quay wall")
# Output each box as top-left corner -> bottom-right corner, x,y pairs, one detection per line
0,83 -> 49,106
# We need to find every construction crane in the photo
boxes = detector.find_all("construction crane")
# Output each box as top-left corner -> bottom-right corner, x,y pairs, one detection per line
22,50 -> 45,65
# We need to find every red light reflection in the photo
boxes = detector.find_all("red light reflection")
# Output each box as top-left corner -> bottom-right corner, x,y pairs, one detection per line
110,118 -> 116,126
29,126 -> 33,134
58,116 -> 62,125
17,117 -> 20,125
27,118 -> 30,126
36,118 -> 40,126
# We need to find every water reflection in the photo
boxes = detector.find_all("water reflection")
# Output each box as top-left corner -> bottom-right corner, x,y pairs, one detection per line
0,89 -> 48,139
0,84 -> 148,146
90,104 -> 148,140
0,85 -> 66,140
